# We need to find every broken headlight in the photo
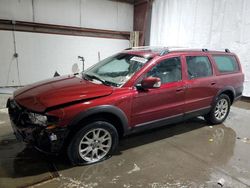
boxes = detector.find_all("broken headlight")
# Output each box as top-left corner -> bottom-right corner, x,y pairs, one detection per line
28,113 -> 48,126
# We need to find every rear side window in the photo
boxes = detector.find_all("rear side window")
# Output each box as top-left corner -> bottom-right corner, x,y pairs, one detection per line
213,55 -> 239,73
186,56 -> 212,79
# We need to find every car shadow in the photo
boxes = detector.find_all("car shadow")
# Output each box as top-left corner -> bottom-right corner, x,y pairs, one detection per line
116,117 -> 207,153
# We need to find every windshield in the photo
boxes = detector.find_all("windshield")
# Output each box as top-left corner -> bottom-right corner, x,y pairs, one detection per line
83,53 -> 150,87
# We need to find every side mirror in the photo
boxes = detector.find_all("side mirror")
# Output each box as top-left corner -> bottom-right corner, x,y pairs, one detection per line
141,77 -> 161,89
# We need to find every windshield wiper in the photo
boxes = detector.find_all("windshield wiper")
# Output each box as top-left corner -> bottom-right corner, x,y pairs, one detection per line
86,74 -> 105,83
84,74 -> 116,86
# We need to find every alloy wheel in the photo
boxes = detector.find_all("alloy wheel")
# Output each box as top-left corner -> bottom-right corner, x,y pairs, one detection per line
78,128 -> 112,163
214,98 -> 229,121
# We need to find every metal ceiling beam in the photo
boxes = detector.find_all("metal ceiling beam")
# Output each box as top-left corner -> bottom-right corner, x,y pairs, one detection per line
0,19 -> 130,40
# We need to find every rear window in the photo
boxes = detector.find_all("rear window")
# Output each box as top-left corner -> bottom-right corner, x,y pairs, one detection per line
213,55 -> 239,73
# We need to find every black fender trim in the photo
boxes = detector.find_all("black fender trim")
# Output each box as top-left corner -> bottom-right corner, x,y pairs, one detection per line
69,105 -> 129,136
212,86 -> 236,105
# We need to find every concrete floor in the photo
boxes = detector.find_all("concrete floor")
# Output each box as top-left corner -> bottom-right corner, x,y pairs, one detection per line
0,95 -> 250,188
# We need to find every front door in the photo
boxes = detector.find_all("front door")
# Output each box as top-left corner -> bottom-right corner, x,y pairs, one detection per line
131,56 -> 186,127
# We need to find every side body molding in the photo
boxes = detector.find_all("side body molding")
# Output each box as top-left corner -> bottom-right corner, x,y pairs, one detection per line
69,105 -> 129,135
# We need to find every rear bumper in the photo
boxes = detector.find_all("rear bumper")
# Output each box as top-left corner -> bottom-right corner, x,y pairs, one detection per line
234,85 -> 244,102
7,98 -> 68,154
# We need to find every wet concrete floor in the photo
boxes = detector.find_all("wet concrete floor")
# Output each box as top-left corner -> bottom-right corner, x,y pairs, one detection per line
0,97 -> 250,188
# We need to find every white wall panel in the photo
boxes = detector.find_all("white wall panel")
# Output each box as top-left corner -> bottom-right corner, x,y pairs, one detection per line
0,0 -> 132,87
0,30 -> 19,86
0,0 -> 134,31
150,0 -> 250,96
117,2 -> 133,31
0,31 -> 129,86
34,0 -> 81,26
81,0 -> 117,30
0,0 -> 33,22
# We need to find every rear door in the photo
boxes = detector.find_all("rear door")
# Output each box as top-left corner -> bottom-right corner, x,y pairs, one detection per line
183,54 -> 218,113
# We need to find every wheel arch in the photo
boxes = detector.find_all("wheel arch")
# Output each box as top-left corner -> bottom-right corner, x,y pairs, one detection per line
67,105 -> 129,138
213,86 -> 236,105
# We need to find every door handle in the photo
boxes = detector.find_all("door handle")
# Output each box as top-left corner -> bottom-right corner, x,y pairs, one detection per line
176,87 -> 184,92
211,82 -> 216,85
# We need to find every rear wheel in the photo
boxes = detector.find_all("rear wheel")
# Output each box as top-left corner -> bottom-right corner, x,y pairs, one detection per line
67,121 -> 119,165
204,94 -> 231,125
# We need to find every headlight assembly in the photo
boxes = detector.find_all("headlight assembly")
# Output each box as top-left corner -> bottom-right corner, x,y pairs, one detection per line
28,113 -> 48,126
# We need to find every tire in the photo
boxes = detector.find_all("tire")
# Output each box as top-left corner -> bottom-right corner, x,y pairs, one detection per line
204,94 -> 231,125
67,121 -> 119,165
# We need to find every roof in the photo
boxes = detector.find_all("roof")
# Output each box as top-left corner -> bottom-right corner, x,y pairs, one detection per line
123,46 -> 232,58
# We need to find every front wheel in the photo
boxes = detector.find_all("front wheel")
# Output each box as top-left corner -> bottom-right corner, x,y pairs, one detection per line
204,94 -> 231,125
67,121 -> 119,165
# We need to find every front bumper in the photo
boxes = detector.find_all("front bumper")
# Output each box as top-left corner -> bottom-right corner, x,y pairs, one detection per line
7,99 -> 68,154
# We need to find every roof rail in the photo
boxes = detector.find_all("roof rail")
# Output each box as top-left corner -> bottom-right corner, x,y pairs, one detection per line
124,46 -> 171,56
159,48 -> 170,56
159,46 -> 189,56
124,46 -> 153,50
202,48 -> 231,53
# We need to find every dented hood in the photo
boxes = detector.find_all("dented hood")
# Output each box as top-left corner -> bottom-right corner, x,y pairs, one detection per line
14,75 -> 113,112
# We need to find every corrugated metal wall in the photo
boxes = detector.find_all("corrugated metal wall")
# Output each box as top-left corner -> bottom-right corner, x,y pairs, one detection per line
0,0 -> 133,30
150,0 -> 250,96
0,0 -> 133,86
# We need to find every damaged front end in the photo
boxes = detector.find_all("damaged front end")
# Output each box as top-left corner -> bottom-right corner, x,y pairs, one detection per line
7,99 -> 68,154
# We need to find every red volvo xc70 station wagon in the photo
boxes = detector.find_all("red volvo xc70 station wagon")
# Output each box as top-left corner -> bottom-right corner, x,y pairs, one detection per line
7,47 -> 244,165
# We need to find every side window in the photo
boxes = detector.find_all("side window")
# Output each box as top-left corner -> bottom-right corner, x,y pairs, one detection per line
186,56 -> 212,79
147,57 -> 182,84
213,55 -> 239,73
